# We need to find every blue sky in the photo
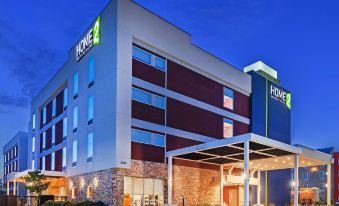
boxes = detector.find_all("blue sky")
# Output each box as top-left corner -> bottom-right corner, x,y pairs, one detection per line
0,0 -> 339,177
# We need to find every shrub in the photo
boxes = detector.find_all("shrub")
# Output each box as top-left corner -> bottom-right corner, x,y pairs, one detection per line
42,200 -> 105,206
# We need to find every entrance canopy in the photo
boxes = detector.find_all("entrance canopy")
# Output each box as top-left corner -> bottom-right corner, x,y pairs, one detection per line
7,169 -> 66,183
166,133 -> 332,171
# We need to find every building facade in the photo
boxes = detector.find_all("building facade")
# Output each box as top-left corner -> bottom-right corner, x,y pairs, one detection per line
3,132 -> 28,196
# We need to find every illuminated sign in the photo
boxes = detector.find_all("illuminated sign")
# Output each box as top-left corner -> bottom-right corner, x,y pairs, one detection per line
270,85 -> 291,109
76,16 -> 101,61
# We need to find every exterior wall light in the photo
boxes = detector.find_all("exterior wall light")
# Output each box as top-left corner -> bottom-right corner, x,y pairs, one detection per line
69,181 -> 73,189
80,177 -> 85,188
93,177 -> 99,188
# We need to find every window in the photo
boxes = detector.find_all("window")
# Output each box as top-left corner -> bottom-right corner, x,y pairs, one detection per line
123,177 -> 164,206
52,125 -> 56,146
42,132 -> 46,150
52,98 -> 56,117
132,87 -> 166,109
319,183 -> 325,191
63,88 -> 68,110
87,186 -> 93,199
51,152 -> 55,171
131,129 -> 165,147
88,95 -> 94,125
62,147 -> 67,171
73,72 -> 79,99
319,171 -> 325,180
223,87 -> 234,110
32,159 -> 35,170
32,137 -> 35,153
73,106 -> 78,133
32,113 -> 36,131
87,133 -> 94,163
132,46 -> 166,71
42,107 -> 47,125
304,171 -> 310,180
72,140 -> 77,167
71,187 -> 77,199
88,58 -> 95,87
63,118 -> 67,140
42,156 -> 45,170
223,118 -> 233,138
304,184 -> 310,188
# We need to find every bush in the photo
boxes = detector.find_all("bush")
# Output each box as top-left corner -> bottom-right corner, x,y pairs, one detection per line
42,200 -> 105,206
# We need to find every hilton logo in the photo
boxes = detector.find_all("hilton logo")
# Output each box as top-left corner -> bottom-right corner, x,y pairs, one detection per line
76,16 -> 101,61
270,85 -> 291,109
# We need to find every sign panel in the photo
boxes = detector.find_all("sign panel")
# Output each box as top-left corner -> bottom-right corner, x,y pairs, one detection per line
76,16 -> 101,61
269,84 -> 291,109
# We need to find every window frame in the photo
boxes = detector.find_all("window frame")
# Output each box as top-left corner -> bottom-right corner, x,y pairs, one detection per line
223,118 -> 234,138
223,87 -> 234,110
131,129 -> 165,147
132,87 -> 166,109
132,46 -> 167,72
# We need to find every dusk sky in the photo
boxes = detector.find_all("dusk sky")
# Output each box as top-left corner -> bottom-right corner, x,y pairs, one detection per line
1,0 -> 339,177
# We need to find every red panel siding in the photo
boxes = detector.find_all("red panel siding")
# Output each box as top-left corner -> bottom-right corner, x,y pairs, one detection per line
167,60 -> 250,118
45,154 -> 51,171
46,102 -> 52,124
132,59 -> 165,87
132,101 -> 165,125
334,152 -> 339,202
56,91 -> 64,116
46,128 -> 52,150
167,60 -> 223,108
234,121 -> 250,136
167,98 -> 223,138
234,92 -> 250,118
55,120 -> 63,145
55,149 -> 62,172
40,109 -> 44,128
131,142 -> 164,163
166,135 -> 203,151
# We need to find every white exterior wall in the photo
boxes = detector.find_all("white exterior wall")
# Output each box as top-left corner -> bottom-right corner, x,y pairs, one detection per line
27,0 -> 252,177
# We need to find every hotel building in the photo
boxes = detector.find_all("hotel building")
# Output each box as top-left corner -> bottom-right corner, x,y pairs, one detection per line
4,1 -> 334,206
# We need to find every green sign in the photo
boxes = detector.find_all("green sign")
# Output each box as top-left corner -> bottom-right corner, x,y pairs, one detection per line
270,84 -> 292,110
76,16 -> 101,61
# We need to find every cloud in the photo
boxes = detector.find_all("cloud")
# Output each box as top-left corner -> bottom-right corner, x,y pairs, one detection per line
0,95 -> 29,108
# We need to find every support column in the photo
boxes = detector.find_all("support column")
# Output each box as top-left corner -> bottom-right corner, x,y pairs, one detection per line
168,156 -> 173,205
257,170 -> 261,205
244,141 -> 250,206
220,165 -> 224,205
327,163 -> 331,206
7,180 -> 10,195
293,154 -> 299,206
13,180 -> 16,195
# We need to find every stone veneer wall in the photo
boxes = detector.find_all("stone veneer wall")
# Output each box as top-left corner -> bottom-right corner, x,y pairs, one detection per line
173,165 -> 221,205
67,160 -> 220,205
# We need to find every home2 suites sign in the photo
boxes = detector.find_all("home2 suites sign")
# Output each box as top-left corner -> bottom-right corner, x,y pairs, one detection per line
270,84 -> 292,110
76,16 -> 101,61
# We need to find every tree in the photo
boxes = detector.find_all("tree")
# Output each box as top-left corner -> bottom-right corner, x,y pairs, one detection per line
24,170 -> 49,195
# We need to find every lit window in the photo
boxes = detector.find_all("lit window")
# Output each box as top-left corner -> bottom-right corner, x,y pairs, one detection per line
72,140 -> 77,167
123,177 -> 164,206
133,46 -> 151,64
51,152 -> 55,171
42,132 -> 46,150
132,87 -> 165,109
42,107 -> 47,125
304,171 -> 310,180
87,133 -> 94,163
32,137 -> 35,153
62,147 -> 67,170
32,159 -> 35,170
32,113 -> 36,131
73,106 -> 78,133
131,129 -> 165,147
319,183 -> 325,191
52,125 -> 56,146
63,117 -> 67,140
52,98 -> 56,117
73,72 -> 79,98
71,187 -> 77,199
42,156 -> 45,170
155,56 -> 166,71
223,87 -> 234,110
132,46 -> 166,71
87,186 -> 93,199
88,58 -> 95,87
63,88 -> 68,110
88,95 -> 94,125
223,118 -> 233,138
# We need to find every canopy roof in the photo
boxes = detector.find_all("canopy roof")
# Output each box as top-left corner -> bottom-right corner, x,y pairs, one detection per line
7,169 -> 66,183
166,133 -> 332,171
